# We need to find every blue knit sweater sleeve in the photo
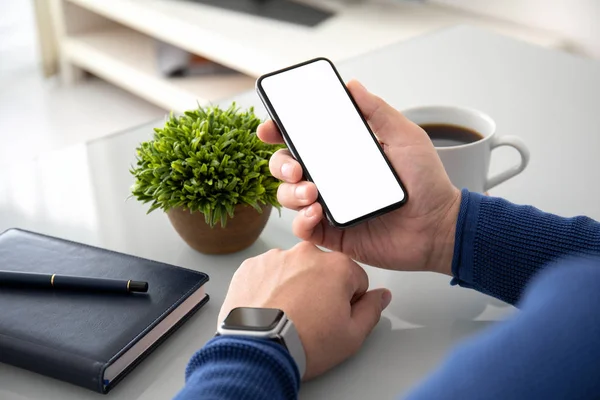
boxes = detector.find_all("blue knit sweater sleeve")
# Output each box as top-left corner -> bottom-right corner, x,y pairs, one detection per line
451,189 -> 600,305
174,336 -> 299,400
405,257 -> 600,399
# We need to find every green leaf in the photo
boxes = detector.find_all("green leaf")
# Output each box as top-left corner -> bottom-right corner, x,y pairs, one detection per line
183,184 -> 195,193
129,102 -> 285,225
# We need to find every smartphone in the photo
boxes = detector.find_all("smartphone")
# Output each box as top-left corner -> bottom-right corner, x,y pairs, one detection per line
256,58 -> 407,228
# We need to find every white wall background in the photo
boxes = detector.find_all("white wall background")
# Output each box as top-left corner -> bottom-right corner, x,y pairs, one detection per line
429,0 -> 600,58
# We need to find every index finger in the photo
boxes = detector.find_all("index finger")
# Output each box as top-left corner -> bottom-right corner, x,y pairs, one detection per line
257,120 -> 285,144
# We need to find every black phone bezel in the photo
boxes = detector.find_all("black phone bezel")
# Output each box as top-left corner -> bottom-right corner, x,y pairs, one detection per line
256,57 -> 408,229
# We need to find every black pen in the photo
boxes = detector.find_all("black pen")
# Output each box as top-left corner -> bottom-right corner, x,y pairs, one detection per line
0,270 -> 148,293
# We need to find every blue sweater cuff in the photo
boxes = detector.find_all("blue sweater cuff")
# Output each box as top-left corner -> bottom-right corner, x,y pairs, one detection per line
177,336 -> 300,400
450,188 -> 481,289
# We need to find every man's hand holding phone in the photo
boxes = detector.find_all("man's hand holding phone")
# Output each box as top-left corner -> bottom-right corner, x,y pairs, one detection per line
258,80 -> 461,276
216,77 -> 464,383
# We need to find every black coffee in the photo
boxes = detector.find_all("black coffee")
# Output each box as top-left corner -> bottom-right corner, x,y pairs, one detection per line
420,124 -> 484,147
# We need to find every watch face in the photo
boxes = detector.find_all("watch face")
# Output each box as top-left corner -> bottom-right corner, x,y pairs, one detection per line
222,307 -> 284,331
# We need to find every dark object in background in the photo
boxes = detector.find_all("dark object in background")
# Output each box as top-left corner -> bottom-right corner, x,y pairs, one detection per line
155,40 -> 239,77
180,0 -> 334,27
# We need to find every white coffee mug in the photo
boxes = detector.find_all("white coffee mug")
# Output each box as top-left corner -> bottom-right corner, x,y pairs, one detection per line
402,106 -> 530,192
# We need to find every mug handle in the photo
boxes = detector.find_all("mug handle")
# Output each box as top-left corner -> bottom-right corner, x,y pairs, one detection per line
485,136 -> 530,191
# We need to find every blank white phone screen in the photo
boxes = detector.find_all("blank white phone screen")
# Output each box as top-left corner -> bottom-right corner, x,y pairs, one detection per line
260,59 -> 405,225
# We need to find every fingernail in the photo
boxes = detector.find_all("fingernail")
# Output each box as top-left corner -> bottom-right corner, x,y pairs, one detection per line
281,163 -> 293,179
295,185 -> 307,200
381,290 -> 392,310
304,205 -> 314,218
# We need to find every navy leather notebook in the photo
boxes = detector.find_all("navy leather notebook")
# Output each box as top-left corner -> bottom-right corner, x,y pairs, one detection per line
0,228 -> 209,394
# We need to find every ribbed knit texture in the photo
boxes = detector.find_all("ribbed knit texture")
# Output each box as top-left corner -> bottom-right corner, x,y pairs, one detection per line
174,336 -> 299,400
452,189 -> 600,305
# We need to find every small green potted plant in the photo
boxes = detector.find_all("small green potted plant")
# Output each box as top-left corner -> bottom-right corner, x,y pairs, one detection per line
130,103 -> 283,254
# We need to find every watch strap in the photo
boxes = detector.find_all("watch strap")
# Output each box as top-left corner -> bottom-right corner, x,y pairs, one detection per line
280,318 -> 306,379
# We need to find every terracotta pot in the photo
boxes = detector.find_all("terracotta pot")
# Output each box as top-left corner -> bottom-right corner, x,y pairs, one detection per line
167,204 -> 272,254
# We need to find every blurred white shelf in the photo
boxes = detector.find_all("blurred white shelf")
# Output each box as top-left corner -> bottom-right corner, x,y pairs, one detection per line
53,0 -> 569,111
62,27 -> 255,112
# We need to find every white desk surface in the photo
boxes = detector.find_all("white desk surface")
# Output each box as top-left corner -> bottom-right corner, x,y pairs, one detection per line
1,26 -> 600,399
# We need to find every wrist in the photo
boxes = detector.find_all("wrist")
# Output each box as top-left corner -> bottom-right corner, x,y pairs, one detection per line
427,188 -> 461,276
217,307 -> 306,379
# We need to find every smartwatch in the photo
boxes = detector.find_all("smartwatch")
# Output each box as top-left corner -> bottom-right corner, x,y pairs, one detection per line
216,307 -> 306,378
